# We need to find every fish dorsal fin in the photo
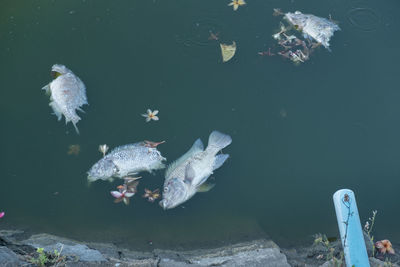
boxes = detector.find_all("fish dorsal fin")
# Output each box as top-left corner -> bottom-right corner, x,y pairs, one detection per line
184,164 -> 195,184
165,138 -> 204,178
197,182 -> 215,193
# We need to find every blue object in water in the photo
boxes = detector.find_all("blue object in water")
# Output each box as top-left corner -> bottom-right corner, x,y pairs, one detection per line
333,189 -> 370,267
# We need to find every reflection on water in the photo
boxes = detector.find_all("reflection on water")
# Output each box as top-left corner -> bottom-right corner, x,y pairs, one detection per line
0,0 -> 400,249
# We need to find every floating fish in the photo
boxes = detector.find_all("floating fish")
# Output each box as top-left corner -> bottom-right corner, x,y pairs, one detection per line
220,41 -> 237,63
99,144 -> 109,157
87,141 -> 166,183
42,64 -> 88,134
284,11 -> 340,50
160,131 -> 231,210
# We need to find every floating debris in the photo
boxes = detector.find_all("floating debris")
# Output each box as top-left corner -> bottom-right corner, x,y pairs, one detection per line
87,142 -> 166,183
111,183 -> 138,206
98,144 -> 109,157
273,8 -> 283,16
208,31 -> 219,41
141,109 -> 159,122
143,140 -> 165,148
228,0 -> 246,11
42,64 -> 88,134
220,41 -> 236,63
270,10 -> 340,64
0,211 -> 4,219
67,144 -> 80,156
143,188 -> 160,202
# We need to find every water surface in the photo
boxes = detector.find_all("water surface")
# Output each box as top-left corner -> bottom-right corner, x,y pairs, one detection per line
1,0 -> 399,249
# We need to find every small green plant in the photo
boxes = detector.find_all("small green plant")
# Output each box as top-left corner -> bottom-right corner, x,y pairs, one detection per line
364,210 -> 377,257
30,247 -> 49,266
314,234 -> 344,267
29,245 -> 66,266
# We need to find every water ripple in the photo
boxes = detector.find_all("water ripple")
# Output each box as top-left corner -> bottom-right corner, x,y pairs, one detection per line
347,7 -> 381,32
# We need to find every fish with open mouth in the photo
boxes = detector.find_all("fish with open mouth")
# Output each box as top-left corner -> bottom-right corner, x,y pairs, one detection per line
42,64 -> 88,134
160,131 -> 232,210
87,141 -> 166,183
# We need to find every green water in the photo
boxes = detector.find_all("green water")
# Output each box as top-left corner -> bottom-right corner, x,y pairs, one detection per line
1,0 -> 399,250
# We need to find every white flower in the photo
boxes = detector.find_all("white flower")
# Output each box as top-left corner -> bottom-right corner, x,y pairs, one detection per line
141,109 -> 159,122
228,0 -> 246,11
364,221 -> 370,231
98,144 -> 109,157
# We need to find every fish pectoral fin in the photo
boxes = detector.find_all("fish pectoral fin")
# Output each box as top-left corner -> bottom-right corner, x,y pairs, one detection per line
197,183 -> 215,193
42,84 -> 51,95
184,164 -> 195,184
213,154 -> 229,171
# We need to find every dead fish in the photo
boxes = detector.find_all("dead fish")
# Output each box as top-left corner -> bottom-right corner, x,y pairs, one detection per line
42,64 -> 88,134
87,141 -> 166,183
284,11 -> 340,50
160,131 -> 231,210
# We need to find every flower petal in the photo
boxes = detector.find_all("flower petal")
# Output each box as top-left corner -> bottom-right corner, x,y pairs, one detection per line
0,212 -> 4,218
146,117 -> 151,122
141,113 -> 148,118
147,109 -> 152,114
123,197 -> 130,205
152,116 -> 159,121
152,110 -> 159,115
124,192 -> 135,198
111,191 -> 123,198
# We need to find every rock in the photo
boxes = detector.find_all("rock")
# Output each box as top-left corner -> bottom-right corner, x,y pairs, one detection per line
157,239 -> 290,267
319,257 -> 399,267
159,258 -> 197,267
22,233 -> 106,262
370,257 -> 399,267
0,246 -> 23,266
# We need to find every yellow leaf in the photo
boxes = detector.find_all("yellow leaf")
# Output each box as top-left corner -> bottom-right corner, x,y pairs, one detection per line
220,41 -> 237,63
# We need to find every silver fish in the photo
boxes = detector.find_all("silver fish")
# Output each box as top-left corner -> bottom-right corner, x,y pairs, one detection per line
160,131 -> 232,210
284,11 -> 340,50
87,141 -> 166,183
42,64 -> 88,134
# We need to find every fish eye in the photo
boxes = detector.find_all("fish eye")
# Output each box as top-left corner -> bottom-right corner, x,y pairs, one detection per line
163,187 -> 168,193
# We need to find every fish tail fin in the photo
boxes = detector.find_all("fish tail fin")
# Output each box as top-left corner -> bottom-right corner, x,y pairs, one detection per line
206,131 -> 232,154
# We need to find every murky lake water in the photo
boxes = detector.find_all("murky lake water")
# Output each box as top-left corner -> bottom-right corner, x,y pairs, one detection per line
1,0 -> 399,250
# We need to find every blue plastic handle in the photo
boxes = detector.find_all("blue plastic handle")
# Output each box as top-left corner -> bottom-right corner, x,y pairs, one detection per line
333,189 -> 370,267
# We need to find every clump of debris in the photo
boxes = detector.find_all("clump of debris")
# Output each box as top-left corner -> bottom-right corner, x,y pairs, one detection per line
269,9 -> 340,64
